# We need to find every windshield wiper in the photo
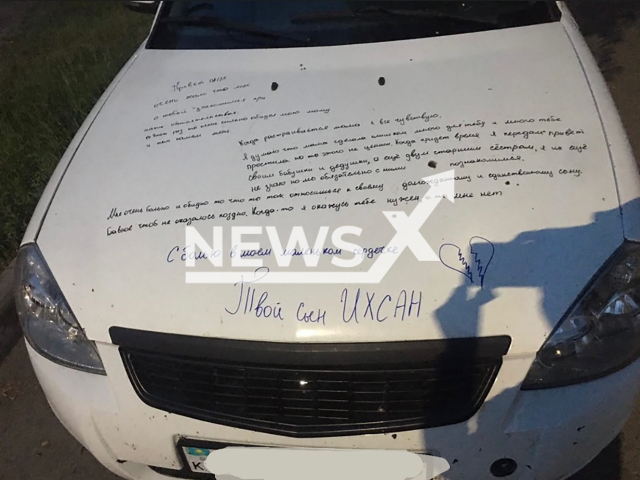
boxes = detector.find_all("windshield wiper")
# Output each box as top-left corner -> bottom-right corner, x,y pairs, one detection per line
291,5 -> 502,28
159,15 -> 313,46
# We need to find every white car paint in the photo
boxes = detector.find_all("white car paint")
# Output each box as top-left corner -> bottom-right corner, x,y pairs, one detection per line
20,2 -> 640,479
33,20 -> 623,347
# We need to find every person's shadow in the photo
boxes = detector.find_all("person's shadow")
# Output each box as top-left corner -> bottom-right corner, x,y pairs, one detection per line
420,199 -> 640,479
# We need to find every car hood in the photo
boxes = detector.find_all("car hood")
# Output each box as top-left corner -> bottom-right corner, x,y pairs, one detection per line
37,21 -> 624,354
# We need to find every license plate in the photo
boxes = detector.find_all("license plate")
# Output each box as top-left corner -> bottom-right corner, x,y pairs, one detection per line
179,439 -> 251,477
182,445 -> 217,475
179,439 -> 450,480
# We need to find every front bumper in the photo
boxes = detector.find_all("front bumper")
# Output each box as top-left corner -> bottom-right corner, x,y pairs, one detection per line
27,340 -> 640,480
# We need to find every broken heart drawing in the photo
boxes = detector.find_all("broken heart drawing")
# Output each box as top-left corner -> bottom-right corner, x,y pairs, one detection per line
439,236 -> 495,288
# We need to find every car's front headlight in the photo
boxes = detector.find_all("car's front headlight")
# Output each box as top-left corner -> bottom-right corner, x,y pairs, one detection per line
522,241 -> 640,390
14,244 -> 105,374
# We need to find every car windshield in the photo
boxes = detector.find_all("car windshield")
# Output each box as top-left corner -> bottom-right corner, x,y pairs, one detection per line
147,1 -> 561,50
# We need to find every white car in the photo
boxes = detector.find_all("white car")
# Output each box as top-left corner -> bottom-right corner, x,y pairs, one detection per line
15,1 -> 640,479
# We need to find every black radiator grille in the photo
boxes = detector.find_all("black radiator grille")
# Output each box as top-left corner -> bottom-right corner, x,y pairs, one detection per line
117,332 -> 510,437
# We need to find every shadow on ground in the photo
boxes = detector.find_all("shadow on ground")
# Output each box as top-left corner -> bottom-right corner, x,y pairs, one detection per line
567,0 -> 640,80
570,437 -> 622,480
